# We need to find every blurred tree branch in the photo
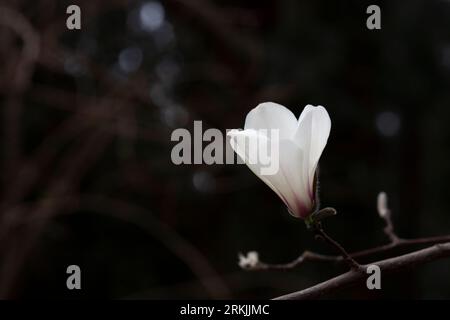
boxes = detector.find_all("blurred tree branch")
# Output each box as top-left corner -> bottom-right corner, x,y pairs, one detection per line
0,5 -> 40,184
0,195 -> 231,299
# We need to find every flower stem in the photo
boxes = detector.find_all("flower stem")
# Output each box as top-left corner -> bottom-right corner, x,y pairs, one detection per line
314,227 -> 363,271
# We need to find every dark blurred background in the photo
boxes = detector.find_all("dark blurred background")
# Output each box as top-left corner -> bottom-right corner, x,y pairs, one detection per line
1,0 -> 450,299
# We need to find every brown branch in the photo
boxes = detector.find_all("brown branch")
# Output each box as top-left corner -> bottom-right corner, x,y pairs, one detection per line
274,242 -> 450,300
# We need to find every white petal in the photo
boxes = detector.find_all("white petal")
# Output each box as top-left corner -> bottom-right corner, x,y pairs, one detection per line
228,129 -> 312,218
293,105 -> 331,187
228,129 -> 285,202
277,140 -> 312,217
244,102 -> 298,140
298,104 -> 316,123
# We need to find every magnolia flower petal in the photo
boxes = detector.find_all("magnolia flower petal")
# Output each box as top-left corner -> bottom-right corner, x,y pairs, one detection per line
293,105 -> 331,185
244,102 -> 298,140
228,129 -> 286,202
228,129 -> 312,218
277,140 -> 312,217
298,104 -> 315,123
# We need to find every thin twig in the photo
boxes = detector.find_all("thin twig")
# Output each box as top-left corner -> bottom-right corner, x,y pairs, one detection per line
242,251 -> 339,271
314,228 -> 363,271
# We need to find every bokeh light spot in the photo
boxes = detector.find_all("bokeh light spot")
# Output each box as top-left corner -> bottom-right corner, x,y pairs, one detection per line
375,111 -> 401,137
193,171 -> 216,193
139,1 -> 165,32
118,47 -> 143,73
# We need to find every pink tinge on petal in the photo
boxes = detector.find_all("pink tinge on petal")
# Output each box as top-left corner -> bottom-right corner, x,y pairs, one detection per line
287,196 -> 314,219
297,201 -> 313,219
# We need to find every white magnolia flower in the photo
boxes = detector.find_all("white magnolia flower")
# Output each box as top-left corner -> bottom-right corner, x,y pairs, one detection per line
228,102 -> 331,219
